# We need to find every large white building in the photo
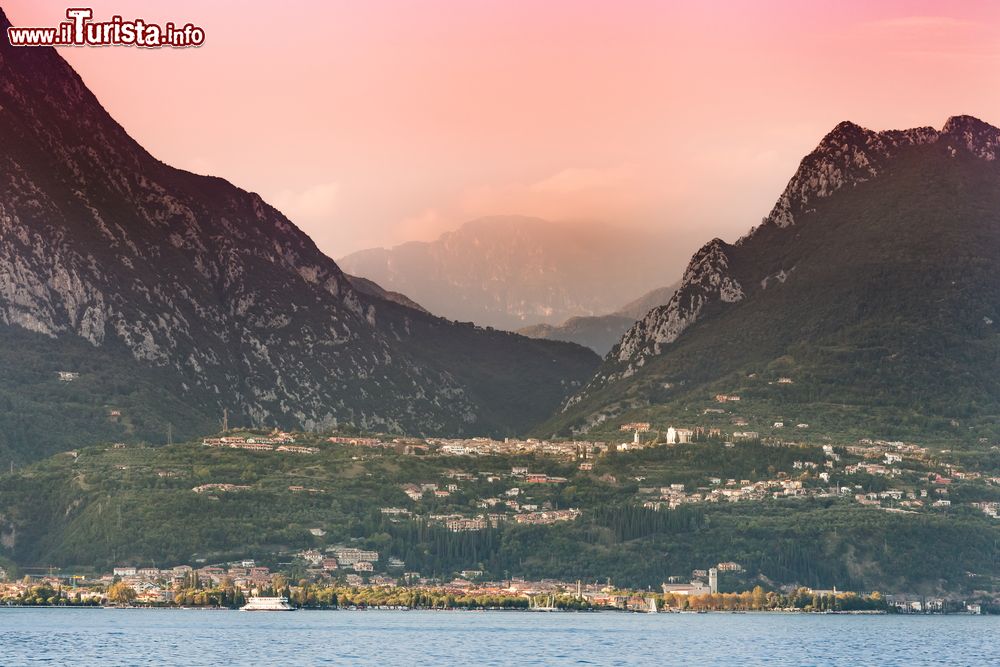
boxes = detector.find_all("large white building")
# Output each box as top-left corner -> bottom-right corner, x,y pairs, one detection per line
666,427 -> 694,444
661,580 -> 711,596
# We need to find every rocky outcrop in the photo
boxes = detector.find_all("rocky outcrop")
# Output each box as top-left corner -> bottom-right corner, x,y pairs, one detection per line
563,115 -> 1000,412
750,115 -> 1000,237
615,240 -> 742,367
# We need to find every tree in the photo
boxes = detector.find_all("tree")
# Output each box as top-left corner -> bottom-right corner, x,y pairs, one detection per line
107,581 -> 136,605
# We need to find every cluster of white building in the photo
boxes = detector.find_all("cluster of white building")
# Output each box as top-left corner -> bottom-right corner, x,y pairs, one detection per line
296,546 -> 381,574
641,477 -> 836,510
426,437 -> 606,460
202,433 -> 315,454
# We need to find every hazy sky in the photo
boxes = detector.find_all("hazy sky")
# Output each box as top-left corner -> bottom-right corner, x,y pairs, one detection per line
7,1 -> 1000,258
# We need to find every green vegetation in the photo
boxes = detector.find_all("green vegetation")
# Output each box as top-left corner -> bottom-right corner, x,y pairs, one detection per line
548,145 -> 1000,449
1,435 -> 997,596
0,317 -> 599,467
0,328 -> 216,465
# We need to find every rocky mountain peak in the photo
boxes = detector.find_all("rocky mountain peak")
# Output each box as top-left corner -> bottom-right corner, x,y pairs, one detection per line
942,114 -> 997,135
613,237 -> 742,363
756,116 -> 1000,237
941,114 -> 1000,161
561,235 -> 742,411
561,115 -> 1000,419
817,120 -> 869,149
560,236 -> 744,400
754,120 -> 939,233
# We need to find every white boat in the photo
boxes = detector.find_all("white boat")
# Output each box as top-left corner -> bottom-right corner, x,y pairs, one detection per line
528,594 -> 557,611
647,598 -> 658,614
240,596 -> 296,611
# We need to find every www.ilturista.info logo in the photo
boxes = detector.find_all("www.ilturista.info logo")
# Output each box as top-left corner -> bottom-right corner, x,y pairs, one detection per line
7,8 -> 205,48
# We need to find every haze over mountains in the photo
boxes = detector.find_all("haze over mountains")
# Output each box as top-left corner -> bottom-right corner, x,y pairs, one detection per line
549,115 -> 1000,447
2,0 -> 998,469
339,216 -> 681,331
0,10 -> 599,463
517,282 -> 680,355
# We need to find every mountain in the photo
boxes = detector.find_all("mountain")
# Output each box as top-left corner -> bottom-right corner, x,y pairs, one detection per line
615,283 -> 683,320
343,274 -> 428,313
338,216 -> 675,330
518,282 -> 680,355
549,116 -> 1000,445
0,9 -> 599,463
517,315 -> 636,357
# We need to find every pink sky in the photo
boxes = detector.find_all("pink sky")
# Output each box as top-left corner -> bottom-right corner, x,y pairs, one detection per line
6,1 -> 1000,258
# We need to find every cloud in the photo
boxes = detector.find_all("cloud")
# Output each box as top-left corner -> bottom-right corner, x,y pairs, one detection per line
529,164 -> 635,194
388,208 -> 454,246
375,163 -> 676,248
270,182 -> 341,225
452,163 -> 655,222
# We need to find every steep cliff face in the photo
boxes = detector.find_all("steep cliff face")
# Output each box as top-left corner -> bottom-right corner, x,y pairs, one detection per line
615,240 -> 742,366
551,115 -> 1000,439
755,121 -> 940,232
561,238 -> 743,405
0,9 -> 598,461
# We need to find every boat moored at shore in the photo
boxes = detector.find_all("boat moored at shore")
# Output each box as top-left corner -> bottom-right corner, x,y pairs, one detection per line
240,596 -> 295,611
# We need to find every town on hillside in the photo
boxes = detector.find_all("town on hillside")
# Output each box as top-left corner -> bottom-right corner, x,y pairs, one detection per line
0,557 -> 969,614
3,406 -> 998,612
191,423 -> 999,523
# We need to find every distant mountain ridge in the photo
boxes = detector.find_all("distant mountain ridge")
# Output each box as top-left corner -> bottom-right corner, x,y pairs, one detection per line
517,314 -> 636,357
339,216 -> 675,330
550,115 -> 1000,445
0,8 -> 599,462
615,284 -> 683,320
518,282 -> 680,355
344,274 -> 428,313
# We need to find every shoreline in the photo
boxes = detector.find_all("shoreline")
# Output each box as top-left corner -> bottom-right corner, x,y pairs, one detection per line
12,605 -> 982,616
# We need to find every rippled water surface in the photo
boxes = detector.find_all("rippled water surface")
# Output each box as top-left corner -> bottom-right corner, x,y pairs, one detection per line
0,608 -> 996,666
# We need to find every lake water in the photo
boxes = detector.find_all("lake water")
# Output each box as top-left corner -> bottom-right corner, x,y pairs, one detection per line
0,608 -> 995,666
